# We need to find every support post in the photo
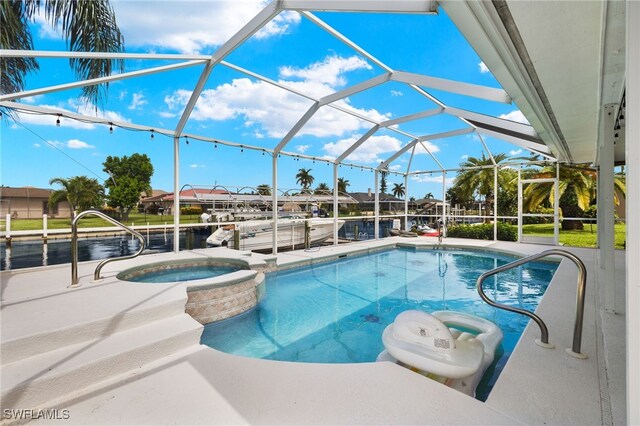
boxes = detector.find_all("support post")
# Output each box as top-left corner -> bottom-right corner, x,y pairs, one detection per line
517,166 -> 523,242
374,170 -> 380,239
626,2 -> 640,423
333,163 -> 339,246
494,165 -> 498,240
554,162 -> 560,245
404,174 -> 409,231
272,154 -> 279,254
43,214 -> 48,242
173,136 -> 180,253
5,214 -> 11,248
442,171 -> 447,237
598,104 -> 616,313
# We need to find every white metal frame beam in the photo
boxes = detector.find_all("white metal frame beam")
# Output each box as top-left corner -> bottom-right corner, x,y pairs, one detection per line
378,127 -> 473,170
0,60 -> 206,102
391,71 -> 512,104
281,0 -> 438,14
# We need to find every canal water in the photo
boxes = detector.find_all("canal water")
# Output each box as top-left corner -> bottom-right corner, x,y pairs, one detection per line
1,219 -> 396,271
1,229 -> 210,271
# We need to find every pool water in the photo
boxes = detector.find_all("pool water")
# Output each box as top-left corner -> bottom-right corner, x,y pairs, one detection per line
200,248 -> 557,400
126,265 -> 241,283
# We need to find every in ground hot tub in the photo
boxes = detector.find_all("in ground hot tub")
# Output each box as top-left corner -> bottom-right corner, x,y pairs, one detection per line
117,258 -> 263,324
117,258 -> 248,283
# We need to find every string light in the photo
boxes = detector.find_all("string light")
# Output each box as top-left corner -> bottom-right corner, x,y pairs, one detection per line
240,145 -> 244,153
214,142 -> 217,148
185,136 -> 189,145
56,115 -> 61,127
150,130 -> 154,140
109,123 -> 114,134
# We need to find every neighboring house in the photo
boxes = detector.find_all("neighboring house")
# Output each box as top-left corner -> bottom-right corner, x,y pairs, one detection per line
348,190 -> 405,213
0,186 -> 72,219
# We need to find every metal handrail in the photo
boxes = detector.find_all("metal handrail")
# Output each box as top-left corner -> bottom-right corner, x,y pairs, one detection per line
476,249 -> 588,359
70,210 -> 146,287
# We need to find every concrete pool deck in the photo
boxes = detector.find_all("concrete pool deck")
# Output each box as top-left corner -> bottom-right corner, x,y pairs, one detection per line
0,238 -> 626,425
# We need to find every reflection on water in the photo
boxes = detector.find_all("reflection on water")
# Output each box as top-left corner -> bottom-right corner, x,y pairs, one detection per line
1,229 -> 211,271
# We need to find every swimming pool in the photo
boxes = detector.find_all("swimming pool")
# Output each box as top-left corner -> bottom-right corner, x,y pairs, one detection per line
200,248 -> 557,400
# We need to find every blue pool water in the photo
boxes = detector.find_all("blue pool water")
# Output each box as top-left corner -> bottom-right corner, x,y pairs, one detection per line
200,248 -> 557,400
126,265 -> 241,283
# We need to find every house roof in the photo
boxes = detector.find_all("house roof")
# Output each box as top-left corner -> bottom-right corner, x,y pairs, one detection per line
348,192 -> 404,203
0,186 -> 53,199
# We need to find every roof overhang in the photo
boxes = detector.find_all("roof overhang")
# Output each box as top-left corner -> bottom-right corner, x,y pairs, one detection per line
441,0 -> 626,164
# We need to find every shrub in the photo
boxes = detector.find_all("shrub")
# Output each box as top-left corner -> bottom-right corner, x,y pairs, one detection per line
100,206 -> 119,219
145,204 -> 161,214
523,206 -> 555,224
447,222 -> 517,242
180,206 -> 203,215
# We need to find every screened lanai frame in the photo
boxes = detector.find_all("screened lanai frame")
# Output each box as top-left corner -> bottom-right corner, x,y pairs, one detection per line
0,0 -> 562,254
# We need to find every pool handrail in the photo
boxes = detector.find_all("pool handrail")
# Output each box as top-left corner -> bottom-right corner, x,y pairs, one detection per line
476,249 -> 587,359
70,210 -> 146,287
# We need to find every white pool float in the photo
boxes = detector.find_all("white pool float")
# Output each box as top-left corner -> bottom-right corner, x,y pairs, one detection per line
377,310 -> 503,396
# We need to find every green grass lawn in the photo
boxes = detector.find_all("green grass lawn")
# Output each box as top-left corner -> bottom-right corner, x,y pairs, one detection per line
1,213 -> 201,231
522,222 -> 626,249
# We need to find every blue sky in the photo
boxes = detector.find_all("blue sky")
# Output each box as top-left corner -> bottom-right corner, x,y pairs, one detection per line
1,1 -> 531,199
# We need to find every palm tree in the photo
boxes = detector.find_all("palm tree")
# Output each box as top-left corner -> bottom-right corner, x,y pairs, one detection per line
424,192 -> 434,199
1,1 -> 125,106
256,184 -> 271,196
523,165 -> 625,229
314,183 -> 330,194
392,183 -> 406,198
49,176 -> 105,216
296,168 -> 314,191
452,152 -> 509,214
337,177 -> 350,193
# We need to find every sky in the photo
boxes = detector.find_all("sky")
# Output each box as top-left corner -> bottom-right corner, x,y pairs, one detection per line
1,0 -> 533,199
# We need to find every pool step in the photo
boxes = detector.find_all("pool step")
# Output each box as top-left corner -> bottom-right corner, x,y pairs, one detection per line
0,313 -> 203,411
0,282 -> 188,364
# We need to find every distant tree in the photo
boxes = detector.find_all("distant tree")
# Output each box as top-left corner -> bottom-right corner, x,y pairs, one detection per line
296,168 -> 314,191
1,0 -> 125,107
380,169 -> 388,194
315,182 -> 330,194
452,152 -> 509,215
256,184 -> 271,196
49,176 -> 105,216
337,177 -> 350,193
424,192 -> 434,199
103,154 -> 154,221
392,183 -> 406,198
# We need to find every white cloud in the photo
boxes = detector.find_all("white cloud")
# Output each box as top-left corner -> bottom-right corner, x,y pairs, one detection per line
129,92 -> 148,110
47,139 -> 94,149
21,95 -> 44,104
390,90 -> 403,97
67,139 -> 95,149
509,149 -> 523,156
189,164 -> 206,168
279,55 -> 371,87
163,55 -> 386,138
112,1 -> 300,54
323,135 -> 402,163
33,143 -> 41,148
389,164 -> 402,171
460,154 -> 469,160
295,145 -> 310,153
411,174 -> 455,187
499,110 -> 530,124
479,61 -> 490,74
